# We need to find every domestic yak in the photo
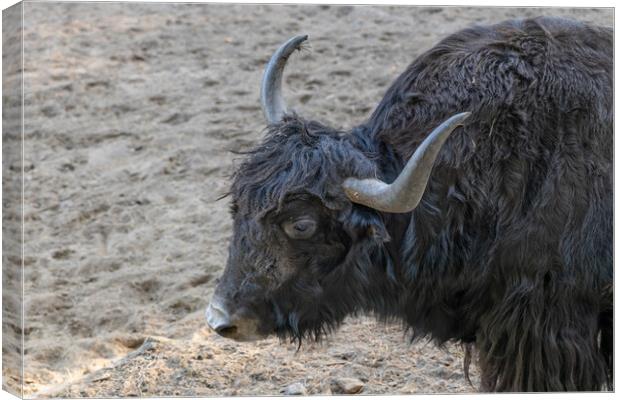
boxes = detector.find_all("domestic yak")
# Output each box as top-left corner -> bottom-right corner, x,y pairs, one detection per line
206,17 -> 613,391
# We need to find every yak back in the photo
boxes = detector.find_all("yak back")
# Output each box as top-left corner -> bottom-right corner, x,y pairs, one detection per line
361,17 -> 612,345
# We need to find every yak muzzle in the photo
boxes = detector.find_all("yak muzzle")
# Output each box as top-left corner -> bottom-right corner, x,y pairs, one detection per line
206,301 -> 237,337
205,296 -> 266,342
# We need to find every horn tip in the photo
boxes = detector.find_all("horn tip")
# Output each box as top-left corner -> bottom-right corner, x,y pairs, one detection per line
457,111 -> 472,120
292,34 -> 309,48
450,111 -> 472,127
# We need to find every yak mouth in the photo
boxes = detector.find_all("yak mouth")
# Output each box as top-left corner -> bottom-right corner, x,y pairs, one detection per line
205,298 -> 272,342
206,295 -> 347,345
216,327 -> 269,343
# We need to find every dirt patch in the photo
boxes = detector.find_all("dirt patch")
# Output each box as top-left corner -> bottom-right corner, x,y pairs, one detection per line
9,3 -> 611,397
42,321 -> 480,397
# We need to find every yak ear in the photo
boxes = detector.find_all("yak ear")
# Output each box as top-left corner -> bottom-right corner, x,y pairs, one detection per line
342,206 -> 390,243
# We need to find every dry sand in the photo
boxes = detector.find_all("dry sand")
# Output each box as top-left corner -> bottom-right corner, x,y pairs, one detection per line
3,2 -> 612,397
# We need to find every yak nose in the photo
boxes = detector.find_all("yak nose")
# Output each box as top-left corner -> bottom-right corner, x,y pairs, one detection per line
206,300 -> 238,338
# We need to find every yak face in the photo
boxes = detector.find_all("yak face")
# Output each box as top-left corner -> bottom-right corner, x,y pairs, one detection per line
205,34 -> 468,343
206,116 -> 389,342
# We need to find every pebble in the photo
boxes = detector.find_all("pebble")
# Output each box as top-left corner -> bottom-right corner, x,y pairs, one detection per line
331,377 -> 365,394
283,382 -> 307,395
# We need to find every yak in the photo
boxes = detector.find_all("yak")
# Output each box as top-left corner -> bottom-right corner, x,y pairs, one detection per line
205,17 -> 613,392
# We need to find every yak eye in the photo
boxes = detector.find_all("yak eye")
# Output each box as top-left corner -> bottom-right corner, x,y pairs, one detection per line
282,218 -> 317,240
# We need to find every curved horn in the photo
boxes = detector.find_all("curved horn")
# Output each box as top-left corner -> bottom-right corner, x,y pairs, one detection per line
260,35 -> 308,124
343,112 -> 471,213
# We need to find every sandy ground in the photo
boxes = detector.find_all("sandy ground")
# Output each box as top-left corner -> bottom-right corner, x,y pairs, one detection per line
3,2 -> 612,397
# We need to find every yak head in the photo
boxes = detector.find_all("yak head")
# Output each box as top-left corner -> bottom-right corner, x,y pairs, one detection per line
206,35 -> 469,343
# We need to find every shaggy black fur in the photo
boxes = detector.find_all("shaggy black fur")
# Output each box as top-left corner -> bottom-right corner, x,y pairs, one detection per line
213,17 -> 613,392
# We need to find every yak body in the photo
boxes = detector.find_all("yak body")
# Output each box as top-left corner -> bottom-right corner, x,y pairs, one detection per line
209,17 -> 613,392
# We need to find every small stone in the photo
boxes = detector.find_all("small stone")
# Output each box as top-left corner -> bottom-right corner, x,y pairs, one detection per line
331,377 -> 365,394
283,382 -> 307,395
41,105 -> 59,117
